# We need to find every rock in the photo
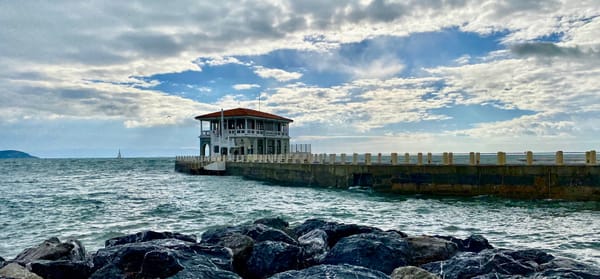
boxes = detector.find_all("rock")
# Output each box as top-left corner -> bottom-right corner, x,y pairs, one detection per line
27,260 -> 92,279
421,248 -> 558,279
91,238 -> 237,279
245,241 -> 301,279
0,263 -> 43,279
323,231 -> 411,274
391,266 -> 439,279
434,234 -> 493,253
139,250 -> 183,278
537,257 -> 600,278
12,237 -> 86,264
253,217 -> 289,232
0,256 -> 5,268
215,233 -> 255,273
105,230 -> 196,247
202,223 -> 297,247
293,219 -> 384,248
268,264 -> 390,279
297,229 -> 329,267
405,236 -> 458,265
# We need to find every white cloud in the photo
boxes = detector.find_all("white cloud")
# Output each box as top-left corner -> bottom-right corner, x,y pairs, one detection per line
253,66 -> 303,82
233,84 -> 261,90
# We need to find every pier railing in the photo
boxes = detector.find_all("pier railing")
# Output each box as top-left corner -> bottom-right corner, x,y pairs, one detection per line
176,150 -> 598,167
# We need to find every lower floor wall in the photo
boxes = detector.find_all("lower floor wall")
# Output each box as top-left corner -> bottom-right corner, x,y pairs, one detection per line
225,163 -> 600,201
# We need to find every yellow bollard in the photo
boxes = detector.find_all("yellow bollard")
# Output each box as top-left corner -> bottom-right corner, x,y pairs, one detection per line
526,151 -> 533,165
391,153 -> 398,165
556,151 -> 564,165
365,153 -> 372,165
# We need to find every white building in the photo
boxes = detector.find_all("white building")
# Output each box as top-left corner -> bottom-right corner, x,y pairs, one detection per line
195,108 -> 293,156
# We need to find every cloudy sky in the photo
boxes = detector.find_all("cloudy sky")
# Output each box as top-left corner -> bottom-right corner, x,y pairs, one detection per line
1,0 -> 599,157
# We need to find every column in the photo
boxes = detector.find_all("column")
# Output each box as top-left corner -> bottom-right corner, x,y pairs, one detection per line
443,152 -> 449,165
448,152 -> 453,165
469,152 -> 475,165
556,151 -> 564,165
391,153 -> 398,165
417,153 -> 423,165
329,154 -> 336,165
341,153 -> 347,165
365,153 -> 372,165
377,153 -> 382,164
526,151 -> 533,165
427,152 -> 432,164
352,153 -> 358,165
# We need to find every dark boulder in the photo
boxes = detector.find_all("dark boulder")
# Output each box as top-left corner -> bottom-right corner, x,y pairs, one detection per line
12,237 -> 87,264
202,223 -> 297,246
434,234 -> 493,253
91,238 -> 237,279
105,230 -> 196,247
405,236 -> 458,265
214,233 -> 255,273
323,231 -> 411,274
27,260 -> 92,279
421,248 -> 558,279
245,241 -> 301,279
268,264 -> 390,279
0,256 -> 4,268
297,229 -> 329,267
537,257 -> 600,279
293,219 -> 384,248
391,266 -> 439,279
253,217 -> 289,232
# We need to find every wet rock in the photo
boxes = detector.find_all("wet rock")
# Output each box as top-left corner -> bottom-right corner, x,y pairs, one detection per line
253,217 -> 289,232
91,238 -> 236,279
27,260 -> 92,279
105,230 -> 197,247
12,237 -> 87,264
202,223 -> 297,247
268,264 -> 390,279
293,219 -> 384,248
323,231 -> 411,274
405,236 -> 458,265
537,257 -> 600,279
245,241 -> 301,279
0,263 -> 43,279
139,250 -> 183,278
434,234 -> 493,253
215,233 -> 254,273
421,248 -> 558,279
297,229 -> 328,267
391,266 -> 439,279
0,256 -> 5,268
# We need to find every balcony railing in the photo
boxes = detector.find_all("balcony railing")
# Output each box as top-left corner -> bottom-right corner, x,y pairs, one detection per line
201,129 -> 288,137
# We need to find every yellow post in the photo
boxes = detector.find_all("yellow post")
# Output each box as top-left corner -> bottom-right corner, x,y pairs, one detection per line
591,150 -> 597,165
365,153 -> 372,165
417,152 -> 423,165
448,152 -> 453,165
352,153 -> 358,165
556,151 -> 564,165
475,152 -> 481,165
469,152 -> 475,165
391,153 -> 398,165
377,153 -> 382,164
497,152 -> 504,165
427,152 -> 432,164
526,151 -> 533,165
443,152 -> 449,165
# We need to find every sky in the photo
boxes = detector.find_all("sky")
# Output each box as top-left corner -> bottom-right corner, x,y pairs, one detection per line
1,0 -> 599,158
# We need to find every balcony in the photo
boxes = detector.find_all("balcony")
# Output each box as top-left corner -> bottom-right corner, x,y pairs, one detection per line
201,129 -> 288,138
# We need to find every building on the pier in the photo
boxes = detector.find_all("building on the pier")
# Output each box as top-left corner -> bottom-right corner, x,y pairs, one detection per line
195,108 -> 293,156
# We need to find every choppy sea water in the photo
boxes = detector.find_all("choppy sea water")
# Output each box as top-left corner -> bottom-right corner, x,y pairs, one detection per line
0,158 -> 599,266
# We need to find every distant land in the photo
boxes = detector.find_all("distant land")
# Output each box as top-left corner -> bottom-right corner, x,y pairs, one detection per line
0,150 -> 38,159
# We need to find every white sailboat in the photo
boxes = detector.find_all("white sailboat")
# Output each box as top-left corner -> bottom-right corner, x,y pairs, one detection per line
117,149 -> 122,159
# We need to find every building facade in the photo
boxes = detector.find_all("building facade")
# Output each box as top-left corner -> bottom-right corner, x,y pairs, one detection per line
195,108 -> 293,156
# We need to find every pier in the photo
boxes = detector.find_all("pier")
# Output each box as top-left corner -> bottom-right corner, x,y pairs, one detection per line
176,151 -> 600,201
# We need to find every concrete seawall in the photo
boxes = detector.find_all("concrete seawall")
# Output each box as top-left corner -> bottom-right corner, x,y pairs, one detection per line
224,162 -> 600,201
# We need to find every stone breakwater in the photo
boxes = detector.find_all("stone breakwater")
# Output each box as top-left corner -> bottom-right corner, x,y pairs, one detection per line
1,218 -> 599,279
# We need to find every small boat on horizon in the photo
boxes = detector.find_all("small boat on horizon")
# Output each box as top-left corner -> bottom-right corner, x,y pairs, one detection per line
117,149 -> 122,159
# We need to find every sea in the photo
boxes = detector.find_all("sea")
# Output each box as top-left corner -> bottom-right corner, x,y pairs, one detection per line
0,157 -> 599,266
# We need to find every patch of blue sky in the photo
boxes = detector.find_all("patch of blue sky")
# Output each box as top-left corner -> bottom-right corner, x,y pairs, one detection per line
141,28 -> 508,102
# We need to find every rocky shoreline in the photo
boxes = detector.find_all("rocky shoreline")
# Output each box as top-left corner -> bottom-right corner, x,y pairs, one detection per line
1,218 -> 599,279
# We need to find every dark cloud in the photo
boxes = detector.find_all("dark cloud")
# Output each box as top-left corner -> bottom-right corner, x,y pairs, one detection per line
510,42 -> 597,58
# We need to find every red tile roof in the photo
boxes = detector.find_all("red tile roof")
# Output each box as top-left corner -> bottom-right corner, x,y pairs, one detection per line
195,108 -> 293,122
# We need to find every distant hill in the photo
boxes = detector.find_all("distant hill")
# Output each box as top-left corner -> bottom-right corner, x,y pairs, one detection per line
0,150 -> 38,159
